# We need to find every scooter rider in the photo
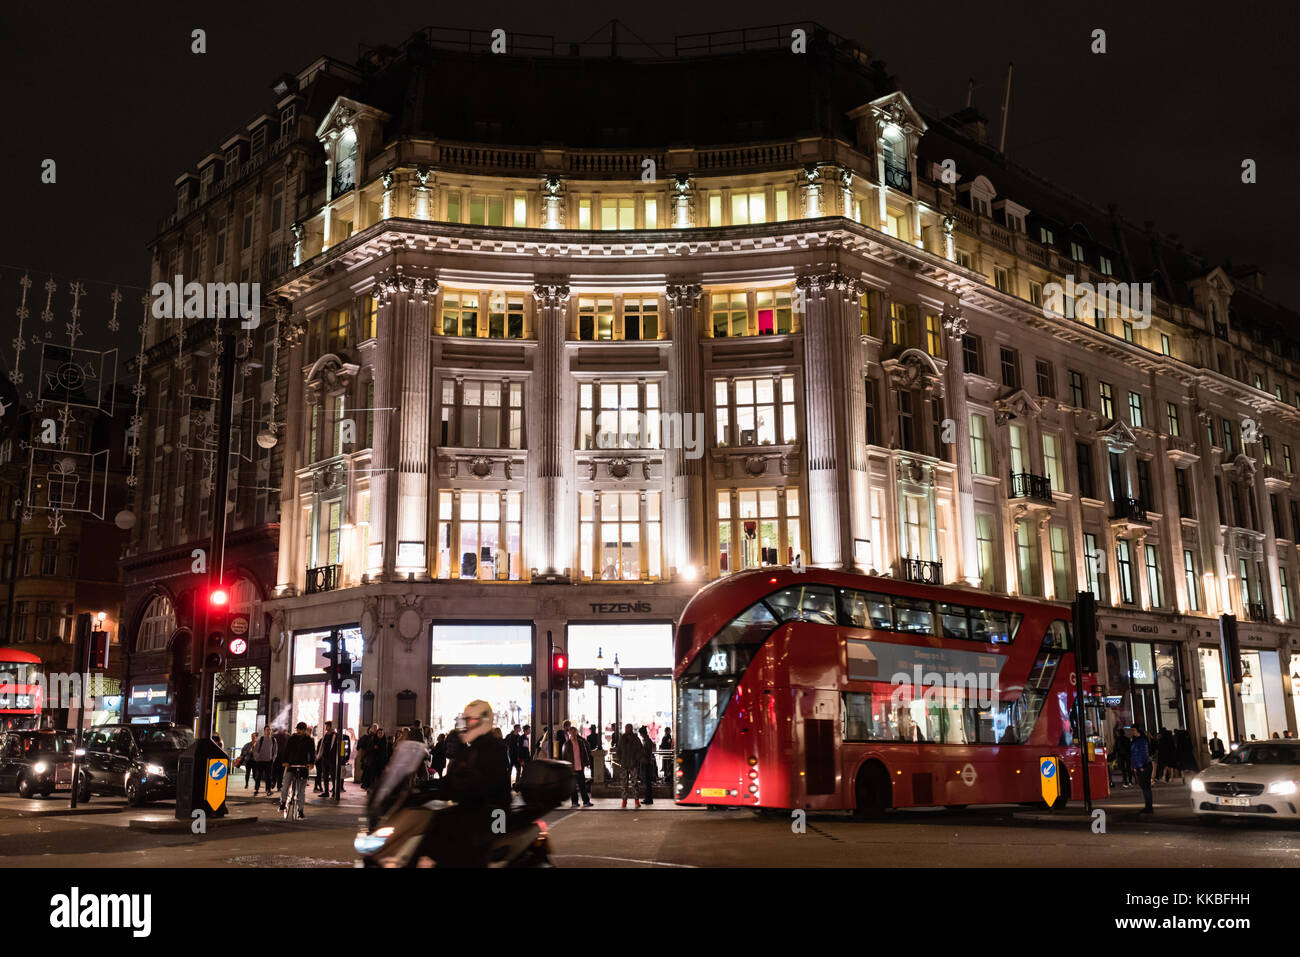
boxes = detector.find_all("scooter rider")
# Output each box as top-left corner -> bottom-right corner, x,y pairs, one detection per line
421,699 -> 511,866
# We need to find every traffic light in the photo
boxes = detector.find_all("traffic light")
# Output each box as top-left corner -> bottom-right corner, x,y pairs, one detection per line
88,630 -> 110,670
323,630 -> 342,692
204,585 -> 230,670
337,648 -> 353,692
550,648 -> 567,682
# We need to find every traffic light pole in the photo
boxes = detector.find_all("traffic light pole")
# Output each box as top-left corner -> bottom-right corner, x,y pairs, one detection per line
198,331 -> 237,743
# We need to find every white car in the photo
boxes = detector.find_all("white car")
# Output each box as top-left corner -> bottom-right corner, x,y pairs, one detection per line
1190,741 -> 1300,822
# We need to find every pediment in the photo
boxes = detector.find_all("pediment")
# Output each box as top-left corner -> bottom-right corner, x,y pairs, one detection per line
995,388 -> 1041,424
315,96 -> 391,142
1100,418 -> 1138,450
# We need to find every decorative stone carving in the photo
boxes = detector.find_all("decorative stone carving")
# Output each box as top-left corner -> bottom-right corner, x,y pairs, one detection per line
359,597 -> 379,653
608,457 -> 631,480
532,282 -> 571,307
896,456 -> 927,486
995,389 -> 1043,426
795,271 -> 867,303
941,306 -> 967,339
665,282 -> 702,307
883,349 -> 944,396
469,456 -> 492,478
744,455 -> 768,476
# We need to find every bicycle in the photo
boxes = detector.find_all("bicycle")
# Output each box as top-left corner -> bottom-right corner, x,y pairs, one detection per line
281,765 -> 311,820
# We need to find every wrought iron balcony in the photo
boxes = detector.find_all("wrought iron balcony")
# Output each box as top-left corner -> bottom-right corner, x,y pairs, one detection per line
304,563 -> 342,595
1009,471 -> 1053,503
901,557 -> 943,585
331,172 -> 355,198
1111,497 -> 1149,524
1245,602 -> 1269,623
883,162 -> 911,193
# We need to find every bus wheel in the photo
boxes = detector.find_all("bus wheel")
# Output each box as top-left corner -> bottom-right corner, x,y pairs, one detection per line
853,764 -> 890,820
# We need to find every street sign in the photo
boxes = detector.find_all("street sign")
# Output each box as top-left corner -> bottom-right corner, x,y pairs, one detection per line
228,637 -> 247,656
1039,755 -> 1062,807
204,757 -> 230,809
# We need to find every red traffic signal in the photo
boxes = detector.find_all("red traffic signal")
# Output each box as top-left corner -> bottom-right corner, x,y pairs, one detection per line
209,587 -> 230,608
551,650 -> 567,677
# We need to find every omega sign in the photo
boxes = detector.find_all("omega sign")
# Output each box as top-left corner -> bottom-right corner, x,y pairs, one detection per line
588,602 -> 653,614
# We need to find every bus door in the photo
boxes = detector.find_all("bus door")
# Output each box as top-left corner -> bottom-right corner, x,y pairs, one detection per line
798,689 -> 838,801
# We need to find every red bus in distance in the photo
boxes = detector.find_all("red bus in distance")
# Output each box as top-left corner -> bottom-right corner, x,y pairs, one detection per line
0,648 -> 44,730
674,568 -> 1108,815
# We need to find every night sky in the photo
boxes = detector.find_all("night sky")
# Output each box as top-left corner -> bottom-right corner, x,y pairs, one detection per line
2,0 -> 1296,349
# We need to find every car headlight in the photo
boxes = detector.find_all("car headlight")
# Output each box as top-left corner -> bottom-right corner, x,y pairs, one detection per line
1190,778 -> 1205,793
33,761 -> 48,775
145,763 -> 166,777
1267,780 -> 1298,795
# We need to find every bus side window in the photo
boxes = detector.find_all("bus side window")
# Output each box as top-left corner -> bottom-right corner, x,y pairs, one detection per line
972,608 -> 1011,644
1044,620 -> 1070,650
864,593 -> 894,630
798,586 -> 838,624
764,588 -> 802,622
893,596 -> 934,635
938,603 -> 969,640
837,589 -> 867,628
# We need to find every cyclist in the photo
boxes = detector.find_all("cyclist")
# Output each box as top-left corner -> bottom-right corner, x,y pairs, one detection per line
279,722 -> 317,819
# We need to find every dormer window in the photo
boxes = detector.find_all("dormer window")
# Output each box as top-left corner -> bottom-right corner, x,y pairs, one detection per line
881,126 -> 910,192
1099,255 -> 1114,276
1070,240 -> 1086,262
333,127 -> 356,197
279,103 -> 296,140
225,145 -> 242,170
251,125 -> 268,157
199,165 -> 214,200
1039,226 -> 1055,246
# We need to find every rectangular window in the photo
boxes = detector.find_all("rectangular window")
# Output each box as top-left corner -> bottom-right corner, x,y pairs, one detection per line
1050,526 -> 1071,600
279,103 -> 296,139
1282,568 -> 1294,622
1116,540 -> 1135,604
897,391 -> 916,452
442,379 -> 524,450
513,195 -> 528,227
865,378 -> 879,446
1271,494 -> 1285,539
859,293 -> 877,337
714,375 -> 795,447
1084,532 -> 1101,598
1000,347 -> 1019,389
1183,549 -> 1201,612
1166,402 -> 1180,437
1076,442 -> 1095,499
1070,240 -> 1085,261
1035,359 -> 1055,398
580,380 -> 660,451
1287,445 -> 1296,473
1042,433 -> 1062,491
962,334 -> 982,375
716,488 -> 800,574
1223,419 -> 1235,456
994,266 -> 1010,293
1136,458 -> 1154,509
1175,469 -> 1193,518
1098,382 -> 1114,419
578,296 -> 614,341
890,302 -> 911,348
1160,333 -> 1171,356
1099,255 -> 1114,276
969,413 -> 991,475
924,314 -> 941,357
446,192 -> 461,223
439,491 -> 523,581
1128,391 -> 1144,428
1015,521 -> 1037,596
440,291 -> 480,337
1068,370 -> 1086,409
1122,320 -> 1135,343
1008,423 -> 1027,476
40,539 -> 57,575
1145,544 -> 1162,608
1262,436 -> 1273,466
729,190 -> 768,225
976,514 -> 996,589
1029,281 -> 1043,307
621,296 -> 659,341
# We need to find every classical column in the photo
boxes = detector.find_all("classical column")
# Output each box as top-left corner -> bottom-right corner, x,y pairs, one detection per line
1160,446 -> 1189,612
533,281 -> 571,575
796,272 -> 859,568
666,282 -> 703,575
377,267 -> 436,578
941,306 -> 979,586
1251,461 -> 1283,620
275,311 -> 305,594
1196,410 -> 1229,615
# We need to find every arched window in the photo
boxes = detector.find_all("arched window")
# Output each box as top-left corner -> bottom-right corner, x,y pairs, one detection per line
136,595 -> 177,653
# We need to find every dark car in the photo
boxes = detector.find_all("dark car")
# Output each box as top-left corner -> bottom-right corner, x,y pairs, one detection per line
81,723 -> 194,806
0,730 -> 78,798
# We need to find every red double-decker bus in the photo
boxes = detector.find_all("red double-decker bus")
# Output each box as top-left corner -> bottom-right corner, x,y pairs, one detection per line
0,648 -> 44,731
674,567 -> 1108,815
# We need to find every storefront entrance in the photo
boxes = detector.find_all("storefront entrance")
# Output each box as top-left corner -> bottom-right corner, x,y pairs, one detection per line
566,623 -> 674,756
1104,638 -> 1186,736
290,628 -> 364,749
429,624 -> 533,740
1198,646 -> 1290,742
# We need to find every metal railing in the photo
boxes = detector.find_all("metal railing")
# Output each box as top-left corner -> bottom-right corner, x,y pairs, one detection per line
901,557 -> 943,585
884,162 -> 911,193
304,564 -> 342,595
1245,602 -> 1269,622
1111,497 -> 1149,524
1009,472 -> 1052,502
